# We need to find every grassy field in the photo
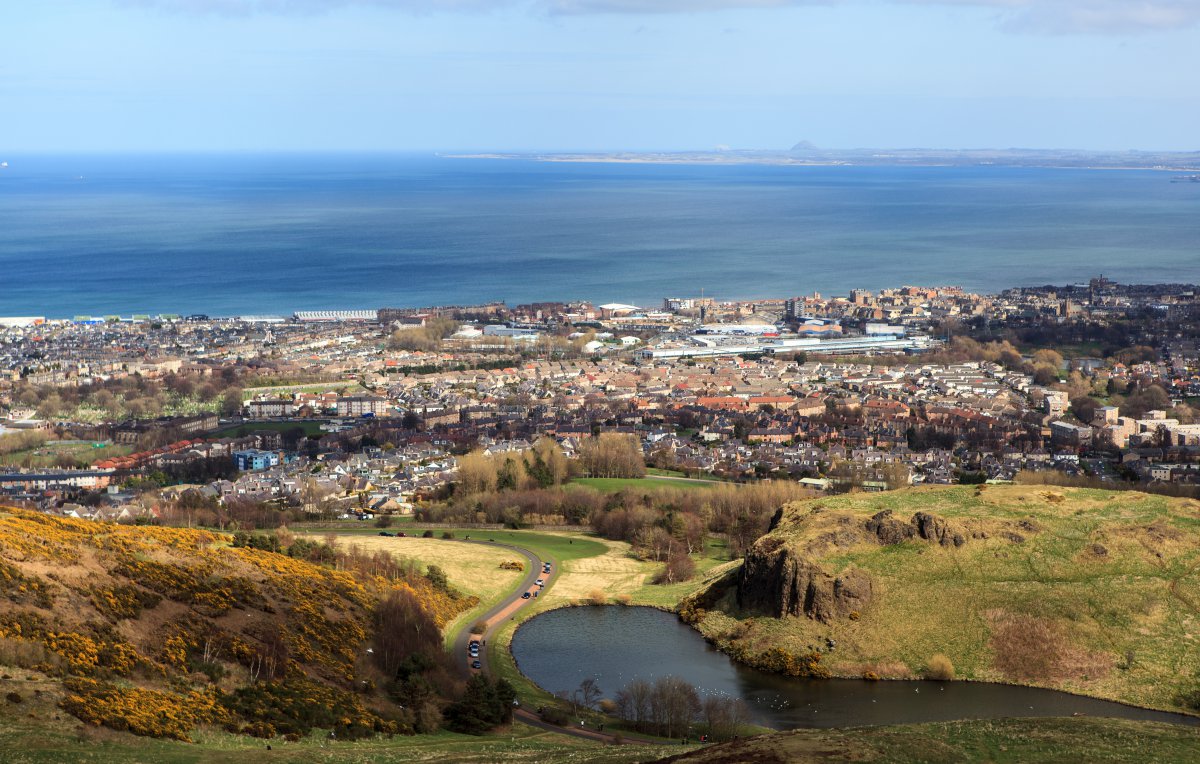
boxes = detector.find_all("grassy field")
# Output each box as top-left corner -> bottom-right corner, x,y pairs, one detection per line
665,717 -> 1200,764
337,535 -> 525,605
688,484 -> 1200,714
331,533 -> 529,644
645,468 -> 723,482
1,440 -> 132,468
0,689 -> 681,764
571,477 -> 719,492
213,421 -> 329,439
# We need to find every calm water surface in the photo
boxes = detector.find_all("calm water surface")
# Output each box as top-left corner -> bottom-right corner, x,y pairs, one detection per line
510,607 -> 1200,730
2,154 -> 1199,315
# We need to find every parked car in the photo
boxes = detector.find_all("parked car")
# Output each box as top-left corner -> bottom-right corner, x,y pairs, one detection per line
535,579 -> 545,587
471,660 -> 481,669
377,531 -> 394,537
521,592 -> 531,599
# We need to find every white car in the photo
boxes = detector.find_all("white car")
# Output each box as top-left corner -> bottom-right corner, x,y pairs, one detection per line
535,578 -> 545,587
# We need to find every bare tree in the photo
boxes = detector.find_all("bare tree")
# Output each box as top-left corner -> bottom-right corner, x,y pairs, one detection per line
575,677 -> 603,711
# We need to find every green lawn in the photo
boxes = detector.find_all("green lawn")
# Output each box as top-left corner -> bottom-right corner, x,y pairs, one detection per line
1,441 -> 132,468
213,421 -> 329,438
572,477 -> 719,492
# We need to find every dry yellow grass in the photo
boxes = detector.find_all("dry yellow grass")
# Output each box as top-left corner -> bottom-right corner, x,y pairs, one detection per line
339,536 -> 523,604
540,537 -> 651,605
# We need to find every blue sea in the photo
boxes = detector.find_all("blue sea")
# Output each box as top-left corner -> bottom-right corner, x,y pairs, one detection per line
1,154 -> 1198,317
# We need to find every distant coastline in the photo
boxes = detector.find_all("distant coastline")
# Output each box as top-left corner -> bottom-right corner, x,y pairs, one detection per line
3,155 -> 1200,317
444,148 -> 1200,172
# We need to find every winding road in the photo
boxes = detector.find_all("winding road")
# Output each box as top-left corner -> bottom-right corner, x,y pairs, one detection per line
446,536 -> 660,746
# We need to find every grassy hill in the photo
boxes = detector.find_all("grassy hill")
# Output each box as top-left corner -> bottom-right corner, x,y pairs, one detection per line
651,717 -> 1200,764
0,507 -> 474,742
681,485 -> 1200,713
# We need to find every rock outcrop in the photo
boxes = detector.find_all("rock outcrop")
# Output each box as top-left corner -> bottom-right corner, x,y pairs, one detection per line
738,537 -> 873,622
866,510 -> 917,544
867,509 -> 964,547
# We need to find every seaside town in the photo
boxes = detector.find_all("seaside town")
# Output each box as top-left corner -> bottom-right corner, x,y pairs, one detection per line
2,276 -> 1199,520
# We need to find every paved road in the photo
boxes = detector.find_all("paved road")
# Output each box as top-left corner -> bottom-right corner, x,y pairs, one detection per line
444,536 -> 661,746
450,537 -> 544,678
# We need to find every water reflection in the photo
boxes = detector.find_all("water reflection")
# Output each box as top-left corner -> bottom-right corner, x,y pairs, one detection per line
510,606 -> 1199,730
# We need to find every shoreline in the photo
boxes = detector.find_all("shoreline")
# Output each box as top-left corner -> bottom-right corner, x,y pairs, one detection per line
509,603 -> 1200,729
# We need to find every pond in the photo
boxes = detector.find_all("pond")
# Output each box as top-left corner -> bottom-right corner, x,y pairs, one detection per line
510,606 -> 1200,730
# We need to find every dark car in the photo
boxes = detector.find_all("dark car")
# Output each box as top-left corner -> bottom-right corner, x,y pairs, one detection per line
521,592 -> 531,599
377,531 -> 394,537
396,532 -> 406,537
471,660 -> 482,669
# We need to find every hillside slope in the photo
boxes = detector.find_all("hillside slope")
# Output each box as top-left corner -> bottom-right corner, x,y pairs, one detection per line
0,508 -> 472,741
651,717 -> 1200,764
682,485 -> 1200,713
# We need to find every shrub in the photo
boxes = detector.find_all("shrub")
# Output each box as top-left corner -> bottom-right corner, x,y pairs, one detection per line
469,621 -> 488,635
374,515 -> 393,529
5,691 -> 22,704
0,637 -> 51,670
1174,688 -> 1200,711
425,564 -> 449,592
862,671 -> 879,681
540,706 -> 570,725
614,594 -> 632,606
925,654 -> 955,681
444,675 -> 516,735
587,589 -> 607,606
422,530 -> 435,539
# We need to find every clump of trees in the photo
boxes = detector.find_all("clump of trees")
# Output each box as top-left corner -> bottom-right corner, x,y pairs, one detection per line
612,675 -> 750,740
444,674 -> 517,735
454,438 -> 573,495
373,587 -> 454,733
425,484 -> 604,527
578,433 -> 645,478
388,317 -> 461,351
0,430 -> 49,457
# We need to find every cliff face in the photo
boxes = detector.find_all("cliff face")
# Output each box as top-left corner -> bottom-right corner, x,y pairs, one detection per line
737,506 -> 967,621
737,536 -> 873,621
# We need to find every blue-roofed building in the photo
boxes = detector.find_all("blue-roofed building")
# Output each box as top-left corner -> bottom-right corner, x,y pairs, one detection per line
233,449 -> 280,472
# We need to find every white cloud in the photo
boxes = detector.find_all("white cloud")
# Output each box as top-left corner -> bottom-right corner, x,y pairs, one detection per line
120,0 -> 1200,33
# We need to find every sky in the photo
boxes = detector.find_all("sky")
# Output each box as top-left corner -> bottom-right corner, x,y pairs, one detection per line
3,1 -> 1200,151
